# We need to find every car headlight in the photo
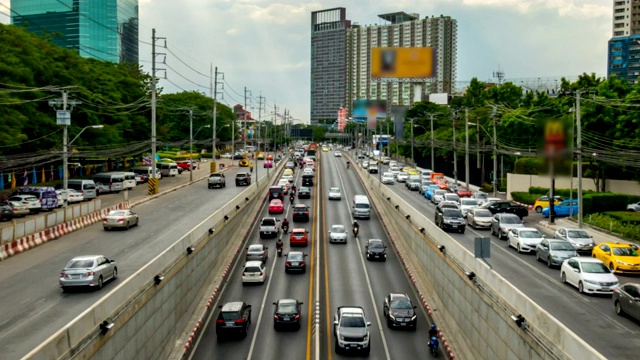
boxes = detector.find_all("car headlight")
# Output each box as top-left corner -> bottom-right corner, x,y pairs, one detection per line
583,279 -> 599,285
549,252 -> 559,259
411,315 -> 417,320
363,334 -> 369,341
339,335 -> 344,340
389,314 -> 395,320
616,260 -> 633,266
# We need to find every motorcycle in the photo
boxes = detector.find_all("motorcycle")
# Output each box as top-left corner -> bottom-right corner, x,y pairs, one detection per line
347,161 -> 350,169
277,246 -> 283,257
290,194 -> 295,203
282,224 -> 289,234
353,226 -> 359,237
428,336 -> 439,356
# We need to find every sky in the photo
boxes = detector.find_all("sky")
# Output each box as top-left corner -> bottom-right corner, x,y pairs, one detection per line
0,0 -> 612,123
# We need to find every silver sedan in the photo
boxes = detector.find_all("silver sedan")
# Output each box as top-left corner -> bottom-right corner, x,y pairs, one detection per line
103,209 -> 139,230
59,255 -> 117,292
329,224 -> 347,244
246,244 -> 268,263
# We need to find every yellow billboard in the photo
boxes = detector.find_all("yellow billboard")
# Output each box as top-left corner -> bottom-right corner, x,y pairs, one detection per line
371,47 -> 435,79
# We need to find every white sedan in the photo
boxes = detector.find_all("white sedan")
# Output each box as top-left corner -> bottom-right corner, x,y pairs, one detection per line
282,173 -> 294,183
56,189 -> 84,204
8,195 -> 41,213
560,257 -> 619,295
396,173 -> 409,183
220,153 -> 233,159
507,228 -> 545,253
334,152 -> 342,157
381,172 -> 395,185
328,224 -> 347,243
328,187 -> 342,200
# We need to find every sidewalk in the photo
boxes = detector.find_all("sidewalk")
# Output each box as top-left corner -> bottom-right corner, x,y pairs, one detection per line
536,217 -> 634,246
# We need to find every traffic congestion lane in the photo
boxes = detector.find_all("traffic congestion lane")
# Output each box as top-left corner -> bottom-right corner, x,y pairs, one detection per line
371,163 -> 640,359
322,152 -> 432,360
0,166 -> 268,360
192,164 -> 313,360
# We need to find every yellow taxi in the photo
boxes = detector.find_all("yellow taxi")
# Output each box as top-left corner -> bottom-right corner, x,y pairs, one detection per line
533,196 -> 563,213
257,153 -> 265,160
283,168 -> 294,177
402,166 -> 420,175
322,147 -> 329,152
592,242 -> 640,273
239,159 -> 250,167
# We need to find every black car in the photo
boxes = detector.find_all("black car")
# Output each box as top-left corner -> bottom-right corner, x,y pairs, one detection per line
233,153 -> 244,160
269,186 -> 284,201
0,202 -> 14,221
273,299 -> 303,330
298,187 -> 311,199
292,204 -> 310,222
365,239 -> 387,261
236,172 -> 251,186
486,201 -> 529,219
216,301 -> 252,341
302,174 -> 314,186
435,207 -> 466,233
284,251 -> 307,273
383,293 -> 417,330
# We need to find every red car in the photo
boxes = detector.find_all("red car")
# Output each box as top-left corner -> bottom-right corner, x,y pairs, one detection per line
269,199 -> 284,214
289,228 -> 309,247
264,160 -> 273,168
436,180 -> 449,189
176,160 -> 196,171
455,186 -> 472,197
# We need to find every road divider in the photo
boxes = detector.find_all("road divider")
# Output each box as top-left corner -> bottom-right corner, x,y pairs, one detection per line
346,152 -> 605,360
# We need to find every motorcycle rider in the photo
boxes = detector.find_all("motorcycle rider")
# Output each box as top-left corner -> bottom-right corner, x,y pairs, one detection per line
290,193 -> 295,203
346,160 -> 350,169
428,323 -> 438,338
282,218 -> 290,232
352,220 -> 360,235
291,185 -> 297,194
276,238 -> 284,250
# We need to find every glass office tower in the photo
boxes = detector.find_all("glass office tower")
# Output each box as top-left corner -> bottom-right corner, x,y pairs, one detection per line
11,0 -> 138,64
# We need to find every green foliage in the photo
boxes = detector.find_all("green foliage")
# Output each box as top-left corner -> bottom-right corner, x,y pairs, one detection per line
514,158 -> 541,175
529,187 -> 549,195
511,192 -> 539,205
481,183 -> 493,193
583,213 -> 640,242
602,211 -> 640,225
582,193 -> 628,214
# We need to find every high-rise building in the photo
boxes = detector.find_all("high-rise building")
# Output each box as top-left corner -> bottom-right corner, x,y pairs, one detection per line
608,1 -> 640,82
347,13 -> 457,114
310,8 -> 351,125
10,0 -> 138,64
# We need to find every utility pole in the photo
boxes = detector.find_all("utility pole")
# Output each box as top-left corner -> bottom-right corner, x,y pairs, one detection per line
150,28 -> 165,194
273,102 -> 279,153
410,117 -> 415,167
49,90 -> 80,191
211,65 -> 223,173
452,111 -> 458,185
492,106 -> 498,198
243,87 -> 250,156
477,121 -> 480,168
257,95 -> 265,179
465,108 -> 469,187
576,91 -> 583,227
430,113 -> 435,171
188,109 -> 194,182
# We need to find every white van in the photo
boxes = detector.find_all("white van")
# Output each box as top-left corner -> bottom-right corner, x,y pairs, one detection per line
353,195 -> 371,219
158,162 -> 179,177
109,172 -> 136,189
67,179 -> 97,200
92,173 -> 125,193
132,166 -> 162,182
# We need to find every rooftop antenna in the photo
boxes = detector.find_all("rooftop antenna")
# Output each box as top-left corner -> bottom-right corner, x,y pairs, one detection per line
493,66 -> 505,85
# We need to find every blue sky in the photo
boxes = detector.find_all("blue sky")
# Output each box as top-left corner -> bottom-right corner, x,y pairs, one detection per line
0,0 -> 612,123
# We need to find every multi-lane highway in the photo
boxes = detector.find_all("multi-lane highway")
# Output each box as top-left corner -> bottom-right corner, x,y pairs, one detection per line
191,151 -> 433,360
0,165 -> 268,360
370,159 -> 640,359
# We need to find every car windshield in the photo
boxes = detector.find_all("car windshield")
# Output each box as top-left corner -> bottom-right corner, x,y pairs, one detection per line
443,209 -> 462,217
501,217 -> 521,224
270,200 -> 282,206
567,230 -> 590,238
550,242 -> 575,251
295,206 -> 307,211
581,262 -> 610,274
248,245 -> 263,252
369,241 -> 384,249
475,193 -> 488,199
293,232 -> 305,237
222,312 -> 240,321
341,316 -> 365,327
288,253 -> 303,261
519,231 -> 542,238
277,303 -> 297,313
461,199 -> 477,206
474,209 -> 492,217
332,225 -> 345,233
67,259 -> 95,268
330,188 -> 340,193
613,247 -> 639,256
300,187 -> 309,192
262,219 -> 276,226
108,211 -> 126,217
355,203 -> 369,209
390,299 -> 413,309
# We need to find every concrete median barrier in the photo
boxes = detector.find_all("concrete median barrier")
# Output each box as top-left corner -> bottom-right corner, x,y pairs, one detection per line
347,152 -> 605,360
22,158 -> 285,360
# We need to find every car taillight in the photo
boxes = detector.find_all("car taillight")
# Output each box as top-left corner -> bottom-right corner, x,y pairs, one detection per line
242,272 -> 246,276
259,252 -> 265,256
259,272 -> 263,276
103,218 -> 108,222
305,212 -> 309,215
300,262 -> 305,266
285,262 -> 291,266
84,271 -> 94,277
60,272 -> 68,278
235,318 -> 245,324
295,315 -> 300,320
274,315 -> 279,321
117,218 -> 125,223
216,319 -> 224,324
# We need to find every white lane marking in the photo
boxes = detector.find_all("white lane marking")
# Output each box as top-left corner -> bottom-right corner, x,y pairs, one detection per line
247,164 -> 303,360
333,155 -> 392,360
314,160 -> 321,360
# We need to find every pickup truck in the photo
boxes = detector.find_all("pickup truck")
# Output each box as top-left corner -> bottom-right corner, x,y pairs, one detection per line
485,201 -> 529,219
208,173 -> 226,189
333,306 -> 371,355
259,217 -> 280,239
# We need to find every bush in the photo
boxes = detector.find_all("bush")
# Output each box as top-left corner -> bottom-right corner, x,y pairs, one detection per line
528,187 -> 595,198
514,157 -> 541,175
602,211 -> 640,225
584,213 -> 640,242
582,193 -> 628,214
482,183 -> 493,193
529,187 -> 548,195
511,192 -> 539,205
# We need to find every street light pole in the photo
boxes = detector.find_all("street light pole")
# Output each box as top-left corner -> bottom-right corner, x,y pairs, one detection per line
576,91 -> 583,227
452,111 -> 458,185
189,109 -> 194,182
411,118 -> 415,167
465,108 -> 469,187
492,106 -> 498,198
430,114 -> 435,171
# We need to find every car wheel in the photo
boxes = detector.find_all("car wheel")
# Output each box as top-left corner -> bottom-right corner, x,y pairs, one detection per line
61,286 -> 68,293
517,244 -> 522,253
535,206 -> 542,213
136,218 -> 139,227
334,339 -> 341,354
104,227 -> 110,232
547,257 -> 553,268
126,221 -> 130,229
615,301 -> 625,316
97,276 -> 103,290
578,281 -> 584,293
112,268 -> 118,280
363,344 -> 370,356
498,230 -> 503,239
459,228 -> 465,234
561,272 -> 567,283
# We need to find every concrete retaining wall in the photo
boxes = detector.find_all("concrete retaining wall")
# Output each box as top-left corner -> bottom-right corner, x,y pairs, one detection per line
350,153 -> 605,360
23,162 -> 284,360
0,199 -> 101,245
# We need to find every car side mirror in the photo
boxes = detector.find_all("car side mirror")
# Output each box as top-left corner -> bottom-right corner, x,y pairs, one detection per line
300,302 -> 304,305
634,298 -> 640,302
284,253 -> 287,257
110,259 -> 115,263
306,230 -> 309,233
413,305 -> 417,309
218,305 -> 223,309
573,268 -> 580,273
273,302 -> 277,305
384,246 -> 388,248
333,320 -> 338,326
246,305 -> 252,308
304,254 -> 308,257
367,322 -> 372,326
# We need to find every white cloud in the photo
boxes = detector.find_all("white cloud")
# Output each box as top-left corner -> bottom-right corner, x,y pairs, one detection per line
226,28 -> 237,35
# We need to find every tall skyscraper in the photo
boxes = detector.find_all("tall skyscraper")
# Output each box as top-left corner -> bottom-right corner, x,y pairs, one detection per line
310,8 -> 351,125
347,13 -> 457,114
10,0 -> 139,64
608,1 -> 640,83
